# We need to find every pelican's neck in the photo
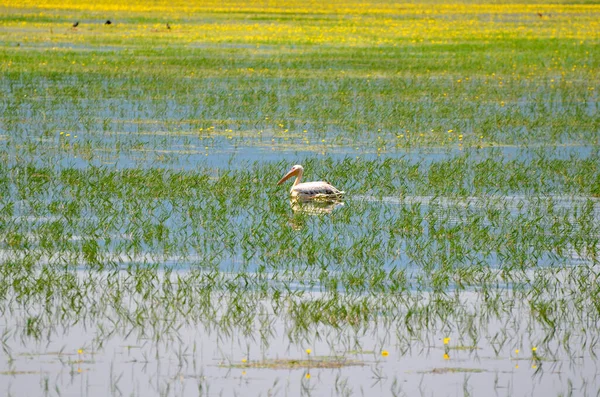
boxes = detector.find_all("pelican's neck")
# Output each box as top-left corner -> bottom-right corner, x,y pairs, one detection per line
292,168 -> 303,186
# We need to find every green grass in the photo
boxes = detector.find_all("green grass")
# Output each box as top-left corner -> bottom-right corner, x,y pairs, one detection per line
0,1 -> 599,395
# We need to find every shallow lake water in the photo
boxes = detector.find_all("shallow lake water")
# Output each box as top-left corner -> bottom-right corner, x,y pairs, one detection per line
1,39 -> 599,396
2,282 -> 599,397
1,172 -> 599,396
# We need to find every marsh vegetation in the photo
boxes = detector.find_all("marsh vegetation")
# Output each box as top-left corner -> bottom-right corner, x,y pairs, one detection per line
1,0 -> 599,395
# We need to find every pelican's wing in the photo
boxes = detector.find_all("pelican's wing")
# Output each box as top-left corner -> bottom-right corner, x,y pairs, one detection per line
293,181 -> 344,198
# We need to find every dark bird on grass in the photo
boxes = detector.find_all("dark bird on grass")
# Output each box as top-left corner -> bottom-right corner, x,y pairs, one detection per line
537,12 -> 543,18
167,23 -> 171,30
72,21 -> 79,28
105,20 -> 112,25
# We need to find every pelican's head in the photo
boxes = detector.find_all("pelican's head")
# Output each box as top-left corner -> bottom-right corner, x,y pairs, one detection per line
277,164 -> 304,185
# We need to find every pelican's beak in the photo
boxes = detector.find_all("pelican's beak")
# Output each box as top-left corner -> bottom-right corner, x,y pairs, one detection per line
277,168 -> 297,185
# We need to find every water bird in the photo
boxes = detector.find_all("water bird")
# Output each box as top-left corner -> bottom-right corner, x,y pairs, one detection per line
277,164 -> 344,201
72,21 -> 79,28
105,20 -> 112,25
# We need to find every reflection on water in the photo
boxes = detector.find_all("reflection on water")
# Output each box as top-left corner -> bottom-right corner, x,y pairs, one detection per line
288,199 -> 344,230
355,194 -> 600,212
0,279 -> 598,397
290,198 -> 344,215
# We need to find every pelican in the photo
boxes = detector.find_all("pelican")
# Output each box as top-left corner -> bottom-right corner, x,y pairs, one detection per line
277,164 -> 344,200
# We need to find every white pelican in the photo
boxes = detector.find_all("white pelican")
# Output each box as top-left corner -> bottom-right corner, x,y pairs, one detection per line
277,164 -> 344,200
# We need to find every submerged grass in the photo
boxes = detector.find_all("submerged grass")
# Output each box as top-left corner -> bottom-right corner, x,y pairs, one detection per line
1,156 -> 599,275
1,157 -> 599,340
0,0 -> 599,395
1,1 -> 599,168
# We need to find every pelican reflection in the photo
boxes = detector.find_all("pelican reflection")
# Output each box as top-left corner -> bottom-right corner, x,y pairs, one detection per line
290,198 -> 344,215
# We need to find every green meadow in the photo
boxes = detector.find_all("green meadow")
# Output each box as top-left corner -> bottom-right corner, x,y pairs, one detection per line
0,0 -> 599,395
